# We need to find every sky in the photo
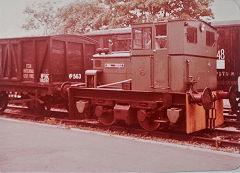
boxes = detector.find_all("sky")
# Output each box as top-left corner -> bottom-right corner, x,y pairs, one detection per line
0,0 -> 240,38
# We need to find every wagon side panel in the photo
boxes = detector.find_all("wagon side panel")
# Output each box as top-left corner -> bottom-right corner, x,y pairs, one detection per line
21,38 -> 50,84
21,40 -> 36,82
0,39 -> 22,81
66,41 -> 84,82
50,39 -> 66,83
216,25 -> 240,90
36,39 -> 50,84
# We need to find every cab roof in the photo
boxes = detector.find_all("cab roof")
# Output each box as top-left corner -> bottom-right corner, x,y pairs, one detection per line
131,19 -> 216,30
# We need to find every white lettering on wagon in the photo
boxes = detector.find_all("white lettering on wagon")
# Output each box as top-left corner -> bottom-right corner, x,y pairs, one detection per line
216,49 -> 225,70
23,64 -> 34,79
40,73 -> 49,83
69,73 -> 82,80
23,69 -> 34,73
105,63 -> 125,68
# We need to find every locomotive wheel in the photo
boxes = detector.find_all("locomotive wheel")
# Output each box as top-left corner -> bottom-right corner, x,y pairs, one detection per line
137,110 -> 160,131
96,106 -> 116,126
98,112 -> 116,126
42,95 -> 54,116
0,92 -> 8,112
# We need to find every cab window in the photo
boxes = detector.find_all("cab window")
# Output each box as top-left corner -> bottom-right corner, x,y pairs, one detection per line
133,27 -> 152,50
155,24 -> 167,49
187,26 -> 197,43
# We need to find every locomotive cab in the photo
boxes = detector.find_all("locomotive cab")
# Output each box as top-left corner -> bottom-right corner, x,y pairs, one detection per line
131,21 -> 218,93
131,22 -> 169,91
129,21 -> 223,133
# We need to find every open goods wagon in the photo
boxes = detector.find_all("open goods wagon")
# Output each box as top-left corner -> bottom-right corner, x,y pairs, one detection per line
0,35 -> 96,113
212,20 -> 240,91
212,20 -> 240,114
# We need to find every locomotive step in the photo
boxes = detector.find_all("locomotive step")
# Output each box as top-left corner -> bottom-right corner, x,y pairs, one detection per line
154,120 -> 169,123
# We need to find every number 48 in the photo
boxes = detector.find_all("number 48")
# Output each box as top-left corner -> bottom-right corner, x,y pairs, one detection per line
217,49 -> 225,60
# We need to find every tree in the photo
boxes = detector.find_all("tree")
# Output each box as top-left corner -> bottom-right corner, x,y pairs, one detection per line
99,0 -> 214,25
22,1 -> 58,35
55,0 -> 111,34
22,0 -> 215,35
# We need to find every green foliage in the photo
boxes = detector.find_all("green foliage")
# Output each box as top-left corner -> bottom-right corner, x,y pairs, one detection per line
101,0 -> 214,24
22,0 -> 214,35
55,0 -> 110,34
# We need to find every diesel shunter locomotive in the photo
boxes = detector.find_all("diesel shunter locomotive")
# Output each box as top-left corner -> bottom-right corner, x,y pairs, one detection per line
69,20 -> 229,134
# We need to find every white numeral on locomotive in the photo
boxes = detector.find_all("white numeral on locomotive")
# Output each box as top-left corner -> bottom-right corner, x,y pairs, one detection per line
217,49 -> 225,60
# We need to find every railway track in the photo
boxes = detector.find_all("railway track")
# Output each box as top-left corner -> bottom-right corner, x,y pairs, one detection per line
1,105 -> 240,152
223,107 -> 240,127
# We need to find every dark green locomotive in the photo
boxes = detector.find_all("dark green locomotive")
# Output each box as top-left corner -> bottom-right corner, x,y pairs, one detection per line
69,20 -> 226,133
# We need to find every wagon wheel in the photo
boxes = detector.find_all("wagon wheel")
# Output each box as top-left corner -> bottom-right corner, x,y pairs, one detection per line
228,85 -> 238,114
95,106 -> 116,126
27,100 -> 46,115
137,109 -> 160,131
42,96 -> 54,116
0,92 -> 8,112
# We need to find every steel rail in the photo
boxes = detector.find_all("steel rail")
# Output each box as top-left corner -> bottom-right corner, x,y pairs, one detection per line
1,106 -> 240,150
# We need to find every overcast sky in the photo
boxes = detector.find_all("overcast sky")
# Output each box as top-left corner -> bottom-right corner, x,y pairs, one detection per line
0,0 -> 240,38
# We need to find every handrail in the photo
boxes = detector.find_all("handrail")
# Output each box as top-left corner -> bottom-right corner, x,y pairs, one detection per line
97,79 -> 132,88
